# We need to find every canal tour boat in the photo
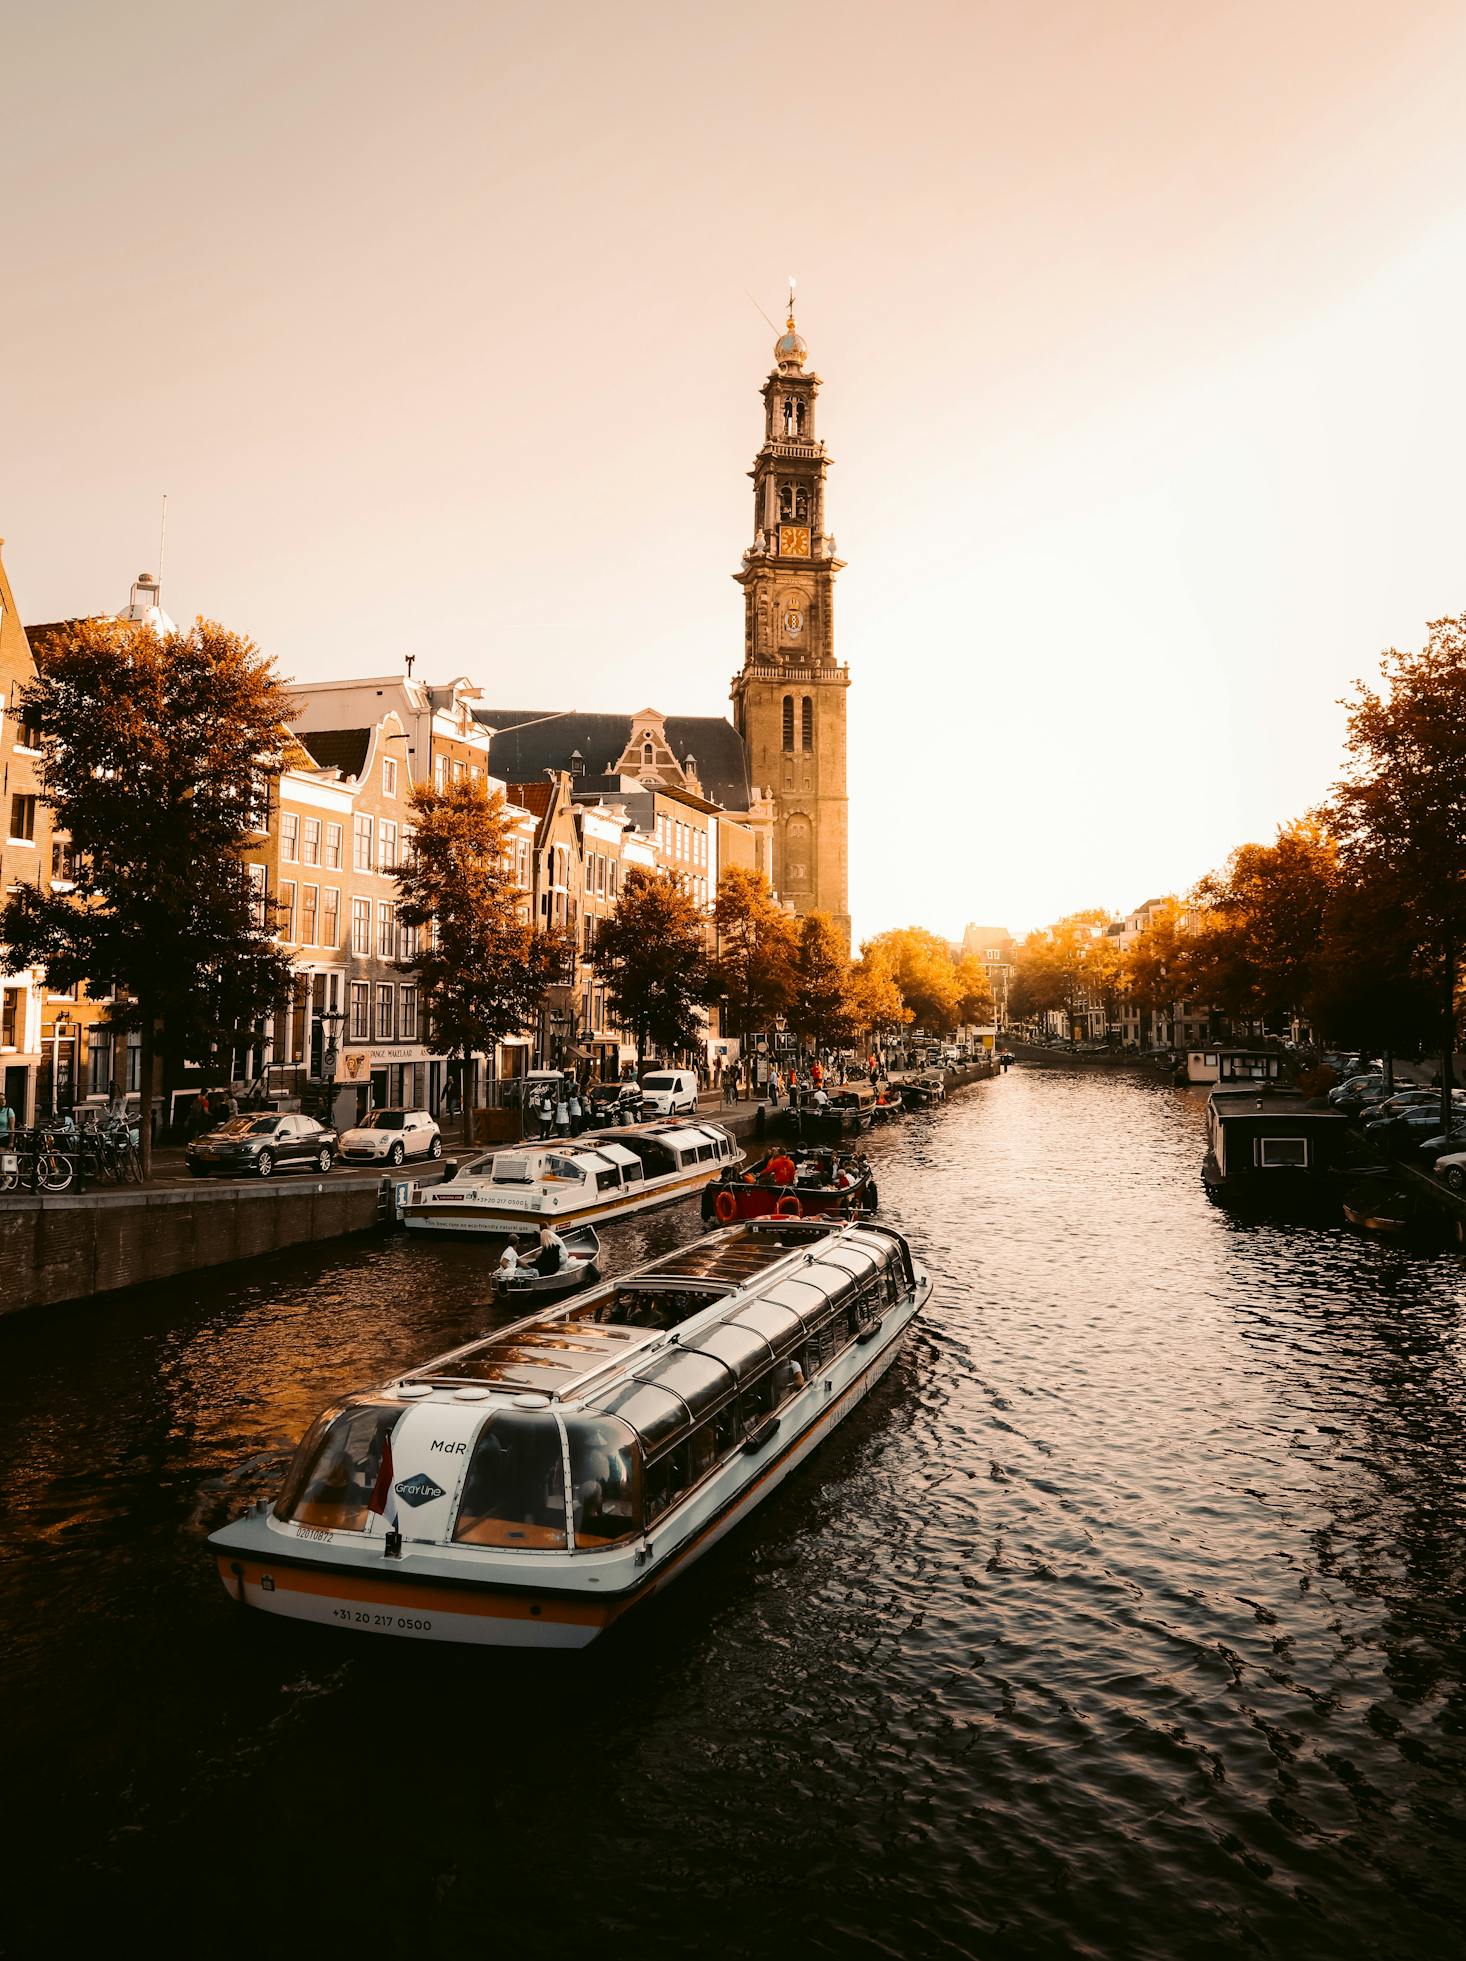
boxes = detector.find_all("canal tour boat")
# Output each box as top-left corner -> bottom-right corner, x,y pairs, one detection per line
208,1216 -> 930,1648
402,1120 -> 743,1235
700,1147 -> 876,1224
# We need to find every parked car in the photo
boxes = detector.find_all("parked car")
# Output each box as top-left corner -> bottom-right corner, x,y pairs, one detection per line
588,1081 -> 643,1125
1361,1090 -> 1465,1135
1327,1073 -> 1381,1105
338,1107 -> 442,1166
187,1112 -> 338,1179
1416,1123 -> 1466,1165
1433,1147 -> 1466,1193
639,1068 -> 700,1117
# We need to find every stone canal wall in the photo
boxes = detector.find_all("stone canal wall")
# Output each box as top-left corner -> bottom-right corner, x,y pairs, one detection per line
5,1175 -> 388,1315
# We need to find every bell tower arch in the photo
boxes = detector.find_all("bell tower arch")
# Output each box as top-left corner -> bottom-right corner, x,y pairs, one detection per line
730,295 -> 850,947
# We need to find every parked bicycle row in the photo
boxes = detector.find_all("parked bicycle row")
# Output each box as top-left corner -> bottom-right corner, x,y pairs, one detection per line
0,1115 -> 142,1192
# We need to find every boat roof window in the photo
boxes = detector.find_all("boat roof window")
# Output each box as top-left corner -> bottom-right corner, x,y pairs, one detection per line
542,1155 -> 587,1183
687,1321 -> 773,1381
596,1143 -> 642,1170
633,1347 -> 738,1418
727,1298 -> 804,1354
596,1379 -> 690,1451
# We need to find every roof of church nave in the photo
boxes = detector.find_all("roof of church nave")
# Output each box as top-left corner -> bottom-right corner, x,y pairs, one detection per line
479,708 -> 752,814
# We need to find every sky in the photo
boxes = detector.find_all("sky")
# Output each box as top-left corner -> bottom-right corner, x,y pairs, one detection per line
7,0 -> 1466,946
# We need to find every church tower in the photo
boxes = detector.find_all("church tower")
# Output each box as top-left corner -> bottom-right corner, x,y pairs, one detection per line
730,299 -> 850,947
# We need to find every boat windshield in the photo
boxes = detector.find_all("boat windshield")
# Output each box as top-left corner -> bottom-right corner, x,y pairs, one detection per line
274,1399 -> 401,1531
452,1410 -> 568,1550
564,1415 -> 640,1546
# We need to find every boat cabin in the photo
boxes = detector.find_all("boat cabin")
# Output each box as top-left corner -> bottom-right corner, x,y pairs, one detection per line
1187,1048 -> 1286,1087
460,1124 -> 737,1195
272,1219 -> 915,1554
1204,1086 -> 1348,1186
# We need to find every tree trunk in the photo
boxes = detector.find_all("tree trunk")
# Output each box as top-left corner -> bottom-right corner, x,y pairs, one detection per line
1382,1047 -> 1395,1094
138,1008 -> 156,1181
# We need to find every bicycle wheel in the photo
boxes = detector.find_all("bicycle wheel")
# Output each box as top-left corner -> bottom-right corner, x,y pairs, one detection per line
42,1150 -> 74,1192
123,1143 -> 143,1184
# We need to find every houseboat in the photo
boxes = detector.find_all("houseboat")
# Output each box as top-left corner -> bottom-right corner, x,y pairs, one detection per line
403,1120 -> 743,1235
1185,1047 -> 1287,1088
208,1215 -> 930,1648
701,1146 -> 876,1223
1202,1085 -> 1350,1196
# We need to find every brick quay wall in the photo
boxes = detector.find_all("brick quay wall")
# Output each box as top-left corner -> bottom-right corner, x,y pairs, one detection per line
8,1065 -> 994,1315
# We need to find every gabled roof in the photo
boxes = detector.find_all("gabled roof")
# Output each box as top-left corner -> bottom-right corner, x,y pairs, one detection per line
481,709 -> 752,812
297,727 -> 372,779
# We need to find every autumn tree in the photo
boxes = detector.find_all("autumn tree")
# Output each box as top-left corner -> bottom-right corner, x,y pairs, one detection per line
787,910 -> 853,1052
1187,817 -> 1337,1028
710,866 -> 797,1043
1,616 -> 297,1176
848,941 -> 911,1046
1125,901 -> 1187,1036
1327,615 -> 1466,1132
594,868 -> 713,1073
863,927 -> 962,1033
952,952 -> 997,1027
1007,911 -> 1110,1039
395,780 -> 565,1114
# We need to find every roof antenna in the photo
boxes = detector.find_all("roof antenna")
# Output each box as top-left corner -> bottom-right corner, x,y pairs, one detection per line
405,654 -> 416,677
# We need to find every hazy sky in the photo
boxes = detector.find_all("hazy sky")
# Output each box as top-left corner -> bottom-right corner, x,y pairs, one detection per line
8,0 -> 1466,945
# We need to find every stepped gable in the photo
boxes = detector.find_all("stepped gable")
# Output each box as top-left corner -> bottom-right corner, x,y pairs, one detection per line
480,709 -> 752,812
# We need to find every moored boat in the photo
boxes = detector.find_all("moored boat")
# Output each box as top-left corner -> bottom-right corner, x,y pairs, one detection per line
403,1120 -> 743,1235
701,1146 -> 876,1223
208,1216 -> 930,1648
493,1225 -> 601,1303
900,1070 -> 946,1109
782,1081 -> 876,1137
870,1086 -> 906,1123
1201,1086 -> 1350,1200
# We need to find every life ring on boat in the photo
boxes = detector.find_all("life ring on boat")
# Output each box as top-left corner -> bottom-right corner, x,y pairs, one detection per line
769,1155 -> 797,1186
714,1188 -> 740,1223
774,1193 -> 803,1218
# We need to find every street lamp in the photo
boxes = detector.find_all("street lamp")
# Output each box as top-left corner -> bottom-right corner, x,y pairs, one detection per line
318,1005 -> 345,1079
48,1011 -> 73,1117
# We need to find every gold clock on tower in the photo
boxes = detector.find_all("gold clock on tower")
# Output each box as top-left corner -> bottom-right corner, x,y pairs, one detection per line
778,524 -> 811,558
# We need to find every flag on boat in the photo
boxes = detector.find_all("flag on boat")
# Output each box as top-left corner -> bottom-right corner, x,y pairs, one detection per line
368,1426 -> 398,1529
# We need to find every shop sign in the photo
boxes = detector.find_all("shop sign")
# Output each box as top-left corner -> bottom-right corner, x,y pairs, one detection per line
335,1050 -> 374,1084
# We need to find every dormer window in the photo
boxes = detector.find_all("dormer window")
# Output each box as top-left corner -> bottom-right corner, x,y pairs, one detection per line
642,741 -> 654,766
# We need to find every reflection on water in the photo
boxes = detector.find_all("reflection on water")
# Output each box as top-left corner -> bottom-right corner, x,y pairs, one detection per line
3,1068 -> 1465,1956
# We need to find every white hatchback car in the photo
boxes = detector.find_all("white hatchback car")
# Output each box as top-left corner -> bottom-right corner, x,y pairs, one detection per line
339,1107 -> 442,1166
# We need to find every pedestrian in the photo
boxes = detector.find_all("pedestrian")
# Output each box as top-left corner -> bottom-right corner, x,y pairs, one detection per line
226,1086 -> 239,1120
554,1084 -> 571,1137
568,1080 -> 583,1136
0,1094 -> 13,1143
768,1067 -> 781,1107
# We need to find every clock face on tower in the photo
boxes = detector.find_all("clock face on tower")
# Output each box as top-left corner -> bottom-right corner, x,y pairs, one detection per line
778,524 -> 811,558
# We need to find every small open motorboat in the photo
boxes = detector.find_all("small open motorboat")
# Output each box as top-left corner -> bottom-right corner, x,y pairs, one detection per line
870,1086 -> 906,1124
1341,1181 -> 1436,1236
900,1071 -> 946,1109
701,1147 -> 876,1224
493,1225 -> 601,1304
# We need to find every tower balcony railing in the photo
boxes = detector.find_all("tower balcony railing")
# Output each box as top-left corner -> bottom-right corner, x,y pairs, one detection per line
739,661 -> 850,684
767,439 -> 824,458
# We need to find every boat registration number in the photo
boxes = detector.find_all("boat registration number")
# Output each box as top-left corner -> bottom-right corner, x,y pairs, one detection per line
332,1607 -> 434,1633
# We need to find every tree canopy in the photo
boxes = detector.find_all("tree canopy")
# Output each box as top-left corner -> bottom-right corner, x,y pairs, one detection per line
594,868 -> 712,1071
711,866 -> 797,1040
394,780 -> 565,1099
1,616 -> 297,1174
787,910 -> 854,1050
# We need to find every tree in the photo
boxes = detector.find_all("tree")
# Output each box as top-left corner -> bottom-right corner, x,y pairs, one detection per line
1188,817 -> 1337,1028
952,952 -> 996,1027
862,927 -> 962,1033
848,941 -> 910,1046
1007,911 -> 1110,1040
594,869 -> 712,1072
710,866 -> 797,1043
1327,615 -> 1466,1131
395,780 -> 564,1114
1079,934 -> 1126,1043
787,910 -> 853,1051
1,616 -> 297,1176
1125,901 -> 1186,1036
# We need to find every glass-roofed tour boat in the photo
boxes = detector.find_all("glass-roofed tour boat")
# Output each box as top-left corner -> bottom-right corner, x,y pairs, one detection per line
402,1119 -> 744,1235
208,1216 -> 930,1648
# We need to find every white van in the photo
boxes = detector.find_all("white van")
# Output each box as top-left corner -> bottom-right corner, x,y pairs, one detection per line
640,1068 -> 700,1117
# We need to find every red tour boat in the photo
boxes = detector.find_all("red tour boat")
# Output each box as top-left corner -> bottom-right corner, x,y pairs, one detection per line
701,1146 -> 877,1224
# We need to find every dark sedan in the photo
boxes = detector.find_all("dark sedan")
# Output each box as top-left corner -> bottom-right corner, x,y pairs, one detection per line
186,1112 -> 338,1179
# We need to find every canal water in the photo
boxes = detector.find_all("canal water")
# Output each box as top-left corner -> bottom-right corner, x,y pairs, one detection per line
3,1067 -> 1465,1958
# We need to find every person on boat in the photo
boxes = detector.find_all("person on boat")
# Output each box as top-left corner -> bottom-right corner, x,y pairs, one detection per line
497,1240 -> 521,1276
533,1223 -> 566,1274
812,1085 -> 830,1113
773,1353 -> 806,1401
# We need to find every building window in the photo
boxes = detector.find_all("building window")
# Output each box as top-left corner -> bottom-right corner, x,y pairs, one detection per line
280,811 -> 300,862
434,755 -> 447,794
802,696 -> 813,751
300,884 -> 318,945
325,821 -> 343,870
51,836 -> 76,883
377,901 -> 394,958
321,886 -> 340,947
351,897 -> 371,956
278,880 -> 297,940
378,819 -> 398,870
1,988 -> 19,1047
398,915 -> 416,962
781,696 -> 794,751
301,816 -> 321,865
15,706 -> 42,751
349,982 -> 370,1041
642,741 -> 653,766
9,794 -> 37,842
383,756 -> 398,798
248,863 -> 267,930
399,985 -> 418,1040
353,814 -> 373,872
376,983 -> 395,1041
